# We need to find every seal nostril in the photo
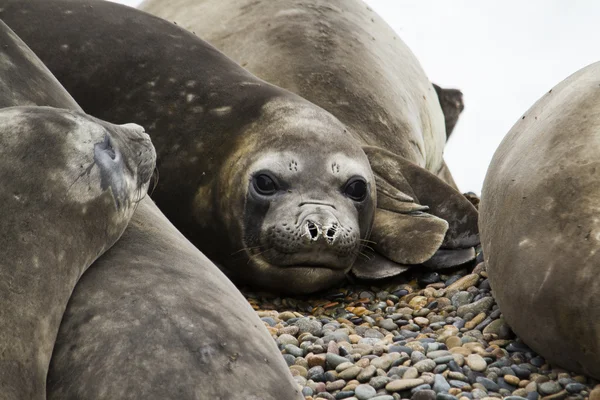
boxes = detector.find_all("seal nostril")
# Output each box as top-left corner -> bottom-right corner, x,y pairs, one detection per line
306,221 -> 319,240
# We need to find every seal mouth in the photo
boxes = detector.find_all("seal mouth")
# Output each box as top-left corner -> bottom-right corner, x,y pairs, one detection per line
246,247 -> 351,271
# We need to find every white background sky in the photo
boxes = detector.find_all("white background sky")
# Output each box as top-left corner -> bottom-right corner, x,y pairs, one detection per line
112,0 -> 599,193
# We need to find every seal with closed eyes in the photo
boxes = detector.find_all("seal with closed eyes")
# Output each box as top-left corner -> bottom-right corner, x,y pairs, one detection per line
0,20 -> 156,399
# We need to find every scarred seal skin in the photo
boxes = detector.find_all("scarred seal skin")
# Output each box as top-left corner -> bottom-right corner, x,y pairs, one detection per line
480,62 -> 600,379
0,20 -> 155,400
0,0 -> 477,293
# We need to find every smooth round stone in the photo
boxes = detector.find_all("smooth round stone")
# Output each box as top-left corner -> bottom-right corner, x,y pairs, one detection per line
283,354 -> 296,366
261,317 -> 277,326
525,392 -> 539,400
412,351 -> 427,363
278,333 -> 299,346
539,381 -> 561,395
386,379 -> 426,392
466,354 -> 487,372
436,394 -> 459,400
316,392 -> 336,400
328,353 -> 351,369
565,383 -> 586,394
378,319 -> 399,331
446,337 -> 462,350
339,366 -> 363,380
434,356 -> 455,365
475,377 -> 499,392
335,391 -> 356,399
285,344 -> 304,357
290,365 -> 308,378
370,396 -> 394,400
308,366 -> 326,382
503,397 -> 527,400
302,386 -> 314,397
294,317 -> 324,336
369,376 -> 391,390
357,366 -> 377,383
433,374 -> 451,393
404,367 -> 419,380
327,380 -> 347,391
457,298 -> 495,318
503,375 -> 520,386
415,360 -> 436,373
412,389 -> 437,400
355,383 -> 377,400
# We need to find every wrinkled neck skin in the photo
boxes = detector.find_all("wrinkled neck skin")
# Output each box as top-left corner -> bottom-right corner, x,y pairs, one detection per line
198,98 -> 376,294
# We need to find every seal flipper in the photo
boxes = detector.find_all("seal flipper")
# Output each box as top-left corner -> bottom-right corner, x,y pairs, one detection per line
432,83 -> 464,140
350,208 -> 447,279
363,145 -> 479,250
370,208 -> 448,265
351,251 -> 411,279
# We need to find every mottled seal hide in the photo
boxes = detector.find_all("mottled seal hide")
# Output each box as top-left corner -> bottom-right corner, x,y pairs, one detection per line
480,62 -> 600,379
140,0 -> 479,276
140,0 -> 459,184
1,0 -> 477,293
0,21 -> 155,399
48,198 -> 303,400
0,16 -> 301,400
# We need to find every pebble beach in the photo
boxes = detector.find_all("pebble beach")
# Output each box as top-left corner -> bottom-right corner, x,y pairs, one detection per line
243,255 -> 599,400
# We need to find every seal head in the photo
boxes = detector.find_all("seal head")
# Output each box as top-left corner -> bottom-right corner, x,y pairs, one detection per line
203,99 -> 376,293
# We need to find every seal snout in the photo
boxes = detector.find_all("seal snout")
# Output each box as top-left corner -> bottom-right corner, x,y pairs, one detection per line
304,218 -> 339,245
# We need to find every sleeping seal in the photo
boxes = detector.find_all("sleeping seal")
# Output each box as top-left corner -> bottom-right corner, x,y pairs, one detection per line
0,20 -> 156,399
480,62 -> 600,379
0,16 -> 302,400
1,0 -> 477,293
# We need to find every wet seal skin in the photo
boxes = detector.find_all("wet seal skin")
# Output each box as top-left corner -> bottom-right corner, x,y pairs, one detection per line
1,0 -> 476,293
0,20 -> 155,400
480,61 -> 600,379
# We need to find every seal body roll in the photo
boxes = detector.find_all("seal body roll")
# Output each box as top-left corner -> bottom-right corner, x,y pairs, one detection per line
1,0 -> 477,292
480,62 -> 600,379
0,20 -> 155,399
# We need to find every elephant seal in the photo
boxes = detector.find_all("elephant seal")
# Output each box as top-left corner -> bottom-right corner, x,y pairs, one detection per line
1,0 -> 477,293
480,62 -> 600,379
0,21 -> 156,399
140,0 -> 463,184
0,18 -> 302,400
48,197 -> 303,400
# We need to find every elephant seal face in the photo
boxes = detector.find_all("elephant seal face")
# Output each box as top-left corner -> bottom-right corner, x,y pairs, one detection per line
218,100 -> 376,294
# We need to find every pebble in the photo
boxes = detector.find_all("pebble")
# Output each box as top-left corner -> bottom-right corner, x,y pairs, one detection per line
412,389 -> 437,400
386,379 -> 426,392
244,257 -> 597,400
465,354 -> 487,372
539,381 -> 561,395
355,384 -> 377,400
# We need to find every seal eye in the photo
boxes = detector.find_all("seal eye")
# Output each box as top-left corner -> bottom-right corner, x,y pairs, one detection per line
343,178 -> 367,201
253,174 -> 278,195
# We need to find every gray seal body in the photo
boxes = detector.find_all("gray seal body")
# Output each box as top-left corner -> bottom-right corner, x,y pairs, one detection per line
480,61 -> 600,379
47,197 -> 303,400
0,20 -> 155,400
140,0 -> 450,182
0,0 -> 477,292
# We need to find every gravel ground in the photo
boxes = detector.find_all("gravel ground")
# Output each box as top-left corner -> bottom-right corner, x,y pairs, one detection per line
243,254 -> 600,400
